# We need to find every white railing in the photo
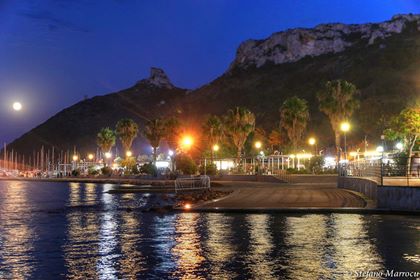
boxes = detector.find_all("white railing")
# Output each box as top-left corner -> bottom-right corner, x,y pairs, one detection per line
175,175 -> 211,193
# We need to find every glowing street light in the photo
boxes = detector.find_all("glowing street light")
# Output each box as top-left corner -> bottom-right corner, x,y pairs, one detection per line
12,102 -> 22,111
168,150 -> 174,156
181,136 -> 194,149
395,142 -> 403,151
308,137 -> 317,155
212,144 -> 220,152
340,122 -> 350,132
88,154 -> 94,161
308,137 -> 316,146
126,150 -> 132,157
104,152 -> 112,159
72,155 -> 78,161
376,146 -> 384,153
254,141 -> 262,149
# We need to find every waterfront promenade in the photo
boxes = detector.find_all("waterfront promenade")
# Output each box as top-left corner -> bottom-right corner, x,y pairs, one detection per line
197,176 -> 367,210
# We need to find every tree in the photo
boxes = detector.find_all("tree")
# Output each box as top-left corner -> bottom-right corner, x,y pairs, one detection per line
163,117 -> 180,151
268,129 -> 284,152
202,115 -> 224,161
143,118 -> 167,162
280,96 -> 309,151
317,80 -> 360,161
96,128 -> 116,165
384,107 -> 420,171
115,118 -> 139,155
224,107 -> 256,163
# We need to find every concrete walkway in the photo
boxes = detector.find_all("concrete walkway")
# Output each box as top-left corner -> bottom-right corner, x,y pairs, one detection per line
197,177 -> 367,210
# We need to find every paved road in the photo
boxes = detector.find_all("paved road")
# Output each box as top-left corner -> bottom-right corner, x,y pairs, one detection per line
198,179 -> 366,209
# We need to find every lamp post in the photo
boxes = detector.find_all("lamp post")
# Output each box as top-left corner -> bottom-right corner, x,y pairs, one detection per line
254,141 -> 263,174
308,137 -> 317,155
340,122 -> 350,161
104,152 -> 112,166
180,136 -> 194,152
212,144 -> 219,161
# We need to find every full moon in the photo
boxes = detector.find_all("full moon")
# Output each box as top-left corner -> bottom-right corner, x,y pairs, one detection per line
12,102 -> 22,111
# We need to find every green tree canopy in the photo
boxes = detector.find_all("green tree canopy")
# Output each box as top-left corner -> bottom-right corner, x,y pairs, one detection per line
223,107 -> 256,162
143,118 -> 167,162
384,107 -> 420,165
202,115 -> 224,160
317,80 -> 359,159
97,127 -> 116,153
115,118 -> 139,154
280,96 -> 309,151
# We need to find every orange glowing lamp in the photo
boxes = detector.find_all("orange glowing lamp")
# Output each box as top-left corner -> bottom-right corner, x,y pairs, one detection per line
181,136 -> 194,149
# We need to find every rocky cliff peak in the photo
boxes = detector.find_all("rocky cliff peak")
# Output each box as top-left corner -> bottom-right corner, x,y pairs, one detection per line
229,14 -> 420,71
137,67 -> 174,89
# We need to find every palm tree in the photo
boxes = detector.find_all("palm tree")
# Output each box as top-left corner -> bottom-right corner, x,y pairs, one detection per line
96,127 -> 116,165
202,115 -> 224,161
317,80 -> 359,160
163,117 -> 180,151
224,107 -> 256,164
268,129 -> 284,152
143,118 -> 167,162
115,118 -> 139,155
280,96 -> 309,152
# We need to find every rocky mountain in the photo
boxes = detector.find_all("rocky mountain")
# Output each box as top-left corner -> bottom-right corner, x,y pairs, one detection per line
5,14 -> 420,157
229,14 -> 420,69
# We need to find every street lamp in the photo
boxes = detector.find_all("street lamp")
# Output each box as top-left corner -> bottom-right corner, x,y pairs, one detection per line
88,154 -> 94,161
126,150 -> 132,157
340,122 -> 350,160
254,141 -> 262,149
104,152 -> 112,159
72,155 -> 78,162
395,142 -> 403,151
212,144 -> 220,152
181,136 -> 194,150
308,137 -> 317,155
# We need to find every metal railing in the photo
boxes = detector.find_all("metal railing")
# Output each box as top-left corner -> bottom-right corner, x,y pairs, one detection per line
175,175 -> 211,193
340,157 -> 420,187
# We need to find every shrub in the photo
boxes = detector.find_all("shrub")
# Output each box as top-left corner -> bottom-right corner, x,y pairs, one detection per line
140,162 -> 157,177
121,157 -> 137,170
71,168 -> 81,177
286,168 -> 309,174
131,164 -> 140,175
88,166 -> 99,176
175,154 -> 197,175
101,166 -> 113,176
309,156 -> 325,174
199,163 -> 217,175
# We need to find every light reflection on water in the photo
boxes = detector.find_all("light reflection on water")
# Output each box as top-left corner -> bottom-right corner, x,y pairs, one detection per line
246,214 -> 276,279
0,181 -> 419,279
0,181 -> 35,279
172,213 -> 206,280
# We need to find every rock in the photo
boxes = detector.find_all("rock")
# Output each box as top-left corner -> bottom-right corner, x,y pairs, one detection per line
229,14 -> 420,70
136,67 -> 174,89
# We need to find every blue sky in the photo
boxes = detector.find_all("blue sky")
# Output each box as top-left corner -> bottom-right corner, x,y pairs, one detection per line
1,0 -> 420,143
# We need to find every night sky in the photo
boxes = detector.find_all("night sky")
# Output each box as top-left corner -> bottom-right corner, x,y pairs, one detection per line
1,0 -> 419,143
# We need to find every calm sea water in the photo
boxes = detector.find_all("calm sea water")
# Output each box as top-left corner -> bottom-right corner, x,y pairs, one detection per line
0,180 -> 419,279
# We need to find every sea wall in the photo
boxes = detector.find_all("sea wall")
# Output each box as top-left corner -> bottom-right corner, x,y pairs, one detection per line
211,175 -> 285,183
338,177 -> 420,211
